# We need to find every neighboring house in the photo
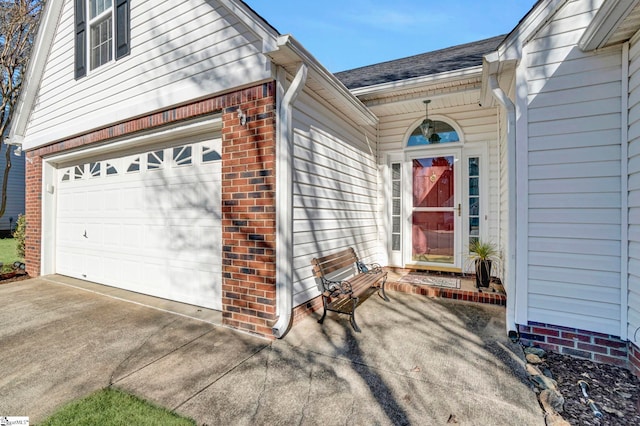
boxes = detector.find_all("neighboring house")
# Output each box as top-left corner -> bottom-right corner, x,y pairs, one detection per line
9,0 -> 640,376
0,144 -> 25,234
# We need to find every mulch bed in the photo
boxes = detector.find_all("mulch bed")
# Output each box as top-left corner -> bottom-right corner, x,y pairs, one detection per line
0,272 -> 30,285
542,352 -> 640,425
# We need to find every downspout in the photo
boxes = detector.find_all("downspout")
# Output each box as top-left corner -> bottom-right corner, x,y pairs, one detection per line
488,74 -> 518,337
272,63 -> 308,338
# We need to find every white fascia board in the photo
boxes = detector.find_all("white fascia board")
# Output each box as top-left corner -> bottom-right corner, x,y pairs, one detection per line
497,0 -> 569,62
267,35 -> 378,127
579,0 -> 640,51
8,0 -> 64,145
350,66 -> 483,99
479,0 -> 568,108
218,0 -> 280,52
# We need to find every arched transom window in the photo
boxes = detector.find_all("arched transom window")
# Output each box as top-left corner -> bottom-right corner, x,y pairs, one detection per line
407,121 -> 460,147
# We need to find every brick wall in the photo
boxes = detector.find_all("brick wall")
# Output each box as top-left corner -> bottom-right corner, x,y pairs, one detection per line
24,156 -> 42,277
630,342 -> 640,377
24,82 -> 278,339
519,322 -> 629,368
220,85 -> 277,338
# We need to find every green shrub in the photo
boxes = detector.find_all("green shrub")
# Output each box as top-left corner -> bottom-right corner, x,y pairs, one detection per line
13,214 -> 25,259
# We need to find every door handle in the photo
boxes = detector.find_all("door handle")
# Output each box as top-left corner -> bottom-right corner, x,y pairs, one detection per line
457,204 -> 461,217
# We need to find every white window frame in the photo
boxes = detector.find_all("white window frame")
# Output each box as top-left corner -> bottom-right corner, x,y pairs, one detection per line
87,0 -> 115,71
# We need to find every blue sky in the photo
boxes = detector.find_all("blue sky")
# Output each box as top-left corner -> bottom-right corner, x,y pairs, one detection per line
248,0 -> 538,72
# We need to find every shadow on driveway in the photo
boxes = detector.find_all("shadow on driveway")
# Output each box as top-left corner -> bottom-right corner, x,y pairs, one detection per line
0,277 -> 544,425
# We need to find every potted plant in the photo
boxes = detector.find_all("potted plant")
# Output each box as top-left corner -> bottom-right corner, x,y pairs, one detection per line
468,239 -> 500,289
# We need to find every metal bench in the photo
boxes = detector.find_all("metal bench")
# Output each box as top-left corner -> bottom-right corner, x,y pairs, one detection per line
311,248 -> 389,332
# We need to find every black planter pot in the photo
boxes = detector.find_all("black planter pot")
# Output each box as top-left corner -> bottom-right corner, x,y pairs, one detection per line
475,259 -> 492,288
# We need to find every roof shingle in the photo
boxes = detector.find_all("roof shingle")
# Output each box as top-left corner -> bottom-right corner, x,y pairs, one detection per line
335,35 -> 506,90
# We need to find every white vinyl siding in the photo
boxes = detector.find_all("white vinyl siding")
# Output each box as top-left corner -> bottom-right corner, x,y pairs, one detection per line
24,0 -> 273,150
290,90 -> 378,306
525,0 -> 622,335
627,33 -> 640,343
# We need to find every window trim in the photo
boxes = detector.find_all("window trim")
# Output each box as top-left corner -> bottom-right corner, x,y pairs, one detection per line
402,114 -> 465,152
75,0 -> 130,79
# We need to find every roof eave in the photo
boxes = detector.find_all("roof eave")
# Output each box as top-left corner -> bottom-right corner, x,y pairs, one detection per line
8,0 -> 64,146
480,0 -> 568,107
579,0 -> 640,51
496,0 -> 569,62
266,35 -> 378,127
349,66 -> 484,99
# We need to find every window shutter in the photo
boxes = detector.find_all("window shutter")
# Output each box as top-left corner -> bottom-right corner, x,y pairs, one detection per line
115,0 -> 130,59
74,0 -> 86,79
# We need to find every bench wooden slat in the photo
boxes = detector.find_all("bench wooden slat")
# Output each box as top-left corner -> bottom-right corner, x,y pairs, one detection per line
312,248 -> 355,277
313,247 -> 389,332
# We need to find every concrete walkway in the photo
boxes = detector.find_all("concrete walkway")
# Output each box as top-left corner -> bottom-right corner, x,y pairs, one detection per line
0,277 -> 544,425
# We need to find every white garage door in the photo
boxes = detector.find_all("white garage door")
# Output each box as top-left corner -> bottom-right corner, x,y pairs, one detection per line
55,139 -> 222,310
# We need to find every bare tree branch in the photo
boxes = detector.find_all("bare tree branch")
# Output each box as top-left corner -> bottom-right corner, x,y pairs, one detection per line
0,0 -> 43,218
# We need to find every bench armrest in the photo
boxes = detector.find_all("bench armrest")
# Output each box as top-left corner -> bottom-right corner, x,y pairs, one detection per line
320,278 -> 353,296
357,261 -> 383,274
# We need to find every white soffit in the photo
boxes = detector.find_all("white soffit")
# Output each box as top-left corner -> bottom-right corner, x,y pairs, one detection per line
580,0 -> 640,51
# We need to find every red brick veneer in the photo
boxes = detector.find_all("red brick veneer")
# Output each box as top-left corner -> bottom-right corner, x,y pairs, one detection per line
24,82 -> 278,339
386,281 -> 506,305
629,342 -> 640,378
220,86 -> 277,338
519,322 -> 629,368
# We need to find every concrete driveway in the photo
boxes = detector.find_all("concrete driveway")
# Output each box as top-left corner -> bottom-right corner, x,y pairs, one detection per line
0,276 -> 544,425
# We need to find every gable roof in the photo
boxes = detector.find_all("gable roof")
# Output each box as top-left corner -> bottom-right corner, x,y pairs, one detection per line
334,35 -> 506,90
8,0 -> 282,148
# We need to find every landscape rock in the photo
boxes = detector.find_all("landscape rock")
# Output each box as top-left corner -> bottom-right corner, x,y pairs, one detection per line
526,353 -> 544,364
544,413 -> 571,426
602,405 -> 624,418
524,346 -> 547,358
530,371 -> 558,391
540,389 -> 565,414
526,363 -> 542,376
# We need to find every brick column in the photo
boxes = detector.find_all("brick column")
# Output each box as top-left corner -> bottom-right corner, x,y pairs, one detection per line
221,83 -> 278,338
24,154 -> 42,277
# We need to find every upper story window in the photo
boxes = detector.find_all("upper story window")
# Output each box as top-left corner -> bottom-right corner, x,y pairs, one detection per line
407,120 -> 460,147
75,0 -> 130,79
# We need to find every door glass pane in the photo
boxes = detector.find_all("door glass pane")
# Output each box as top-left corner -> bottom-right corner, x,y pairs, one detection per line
468,157 -> 480,252
412,212 -> 454,263
413,156 -> 454,208
411,155 -> 455,264
391,162 -> 402,252
469,157 -> 479,176
469,177 -> 479,196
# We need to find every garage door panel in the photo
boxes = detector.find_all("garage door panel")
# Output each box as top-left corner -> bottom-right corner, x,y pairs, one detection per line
57,248 -> 85,278
121,224 -> 143,249
56,139 -> 222,310
102,224 -> 122,247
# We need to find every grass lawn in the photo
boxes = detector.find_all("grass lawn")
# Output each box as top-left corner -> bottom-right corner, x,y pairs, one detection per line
40,388 -> 196,426
0,237 -> 21,266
